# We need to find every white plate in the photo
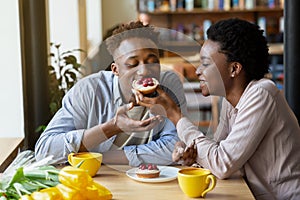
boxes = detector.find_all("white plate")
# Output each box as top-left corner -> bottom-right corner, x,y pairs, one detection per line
126,166 -> 179,183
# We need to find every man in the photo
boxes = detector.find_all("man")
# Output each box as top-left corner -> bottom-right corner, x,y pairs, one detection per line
35,21 -> 187,166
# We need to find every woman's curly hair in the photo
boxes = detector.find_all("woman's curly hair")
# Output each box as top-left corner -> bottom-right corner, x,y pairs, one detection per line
207,18 -> 269,81
105,21 -> 160,56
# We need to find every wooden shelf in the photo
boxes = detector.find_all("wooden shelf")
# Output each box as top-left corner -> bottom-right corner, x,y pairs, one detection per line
144,6 -> 283,15
139,3 -> 283,40
160,40 -> 201,56
138,0 -> 284,90
269,43 -> 284,55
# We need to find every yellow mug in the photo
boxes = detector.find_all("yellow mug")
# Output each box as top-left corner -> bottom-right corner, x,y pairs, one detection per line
178,168 -> 216,198
68,152 -> 102,177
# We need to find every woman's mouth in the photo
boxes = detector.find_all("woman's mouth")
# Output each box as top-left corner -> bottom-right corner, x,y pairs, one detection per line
199,79 -> 207,85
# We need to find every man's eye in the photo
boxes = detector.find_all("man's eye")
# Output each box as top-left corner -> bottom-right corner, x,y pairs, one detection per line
125,63 -> 138,68
147,62 -> 159,66
147,55 -> 159,64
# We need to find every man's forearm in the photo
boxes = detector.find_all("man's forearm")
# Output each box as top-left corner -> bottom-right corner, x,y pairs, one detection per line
80,118 -> 122,151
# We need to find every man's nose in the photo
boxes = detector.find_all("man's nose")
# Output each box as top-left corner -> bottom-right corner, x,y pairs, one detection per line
136,64 -> 148,76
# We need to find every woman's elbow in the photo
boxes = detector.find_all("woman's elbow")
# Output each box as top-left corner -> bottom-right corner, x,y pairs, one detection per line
211,166 -> 235,179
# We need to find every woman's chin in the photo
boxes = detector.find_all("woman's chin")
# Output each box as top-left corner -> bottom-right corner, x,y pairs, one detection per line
201,91 -> 210,97
200,85 -> 210,96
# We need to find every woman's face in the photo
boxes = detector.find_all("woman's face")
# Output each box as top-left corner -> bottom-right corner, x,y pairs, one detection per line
111,37 -> 160,101
196,40 -> 231,97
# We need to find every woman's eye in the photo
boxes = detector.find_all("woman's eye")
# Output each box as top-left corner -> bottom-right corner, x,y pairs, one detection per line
199,63 -> 210,68
200,57 -> 211,68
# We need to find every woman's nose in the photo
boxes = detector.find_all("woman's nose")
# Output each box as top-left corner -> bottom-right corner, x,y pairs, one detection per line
196,66 -> 204,76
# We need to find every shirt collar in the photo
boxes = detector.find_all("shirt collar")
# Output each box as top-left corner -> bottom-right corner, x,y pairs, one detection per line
235,79 -> 258,110
113,75 -> 123,106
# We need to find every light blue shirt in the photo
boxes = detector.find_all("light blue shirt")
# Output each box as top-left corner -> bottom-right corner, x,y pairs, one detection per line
35,70 -> 187,166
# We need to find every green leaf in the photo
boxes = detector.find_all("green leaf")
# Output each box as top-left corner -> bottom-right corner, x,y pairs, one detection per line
55,43 -> 61,49
35,125 -> 46,133
67,71 -> 77,81
63,55 -> 77,65
13,183 -> 31,196
49,102 -> 59,115
7,168 -> 25,190
73,63 -> 82,70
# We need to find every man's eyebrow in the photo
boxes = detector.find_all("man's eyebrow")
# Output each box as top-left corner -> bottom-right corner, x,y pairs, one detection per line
126,55 -> 138,59
147,53 -> 159,58
127,53 -> 158,59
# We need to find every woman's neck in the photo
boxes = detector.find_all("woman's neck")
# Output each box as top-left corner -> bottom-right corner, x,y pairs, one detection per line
226,79 -> 249,107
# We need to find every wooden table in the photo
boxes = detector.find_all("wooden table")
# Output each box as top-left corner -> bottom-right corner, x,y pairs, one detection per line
93,165 -> 255,200
0,137 -> 24,172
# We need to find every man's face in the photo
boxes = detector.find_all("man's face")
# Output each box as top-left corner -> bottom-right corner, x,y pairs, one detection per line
112,37 -> 160,100
196,40 -> 228,97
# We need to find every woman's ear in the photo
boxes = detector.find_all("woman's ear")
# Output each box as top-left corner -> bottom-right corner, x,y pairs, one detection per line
111,62 -> 119,76
230,62 -> 242,77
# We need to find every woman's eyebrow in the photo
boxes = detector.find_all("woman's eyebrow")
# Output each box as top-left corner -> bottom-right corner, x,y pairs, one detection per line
200,56 -> 211,61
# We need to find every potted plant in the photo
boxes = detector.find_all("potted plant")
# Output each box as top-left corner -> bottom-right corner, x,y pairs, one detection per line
48,43 -> 85,115
36,43 -> 85,132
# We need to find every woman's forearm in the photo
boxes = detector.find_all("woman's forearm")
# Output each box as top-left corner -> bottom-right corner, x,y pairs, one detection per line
167,106 -> 183,126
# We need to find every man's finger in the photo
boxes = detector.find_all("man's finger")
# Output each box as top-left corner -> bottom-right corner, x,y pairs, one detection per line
117,102 -> 134,114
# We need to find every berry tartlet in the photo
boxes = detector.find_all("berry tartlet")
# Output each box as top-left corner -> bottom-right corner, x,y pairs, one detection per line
132,77 -> 159,95
136,164 -> 160,178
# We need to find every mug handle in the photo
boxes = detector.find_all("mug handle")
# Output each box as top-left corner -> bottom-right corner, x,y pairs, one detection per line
68,152 -> 75,165
201,174 -> 217,198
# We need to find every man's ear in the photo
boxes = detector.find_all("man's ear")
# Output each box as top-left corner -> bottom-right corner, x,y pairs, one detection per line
111,62 -> 119,76
230,62 -> 242,77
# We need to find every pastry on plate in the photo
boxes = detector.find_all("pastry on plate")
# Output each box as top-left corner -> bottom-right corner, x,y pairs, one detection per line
136,164 -> 160,178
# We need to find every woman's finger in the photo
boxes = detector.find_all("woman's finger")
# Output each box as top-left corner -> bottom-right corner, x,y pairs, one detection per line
132,89 -> 143,104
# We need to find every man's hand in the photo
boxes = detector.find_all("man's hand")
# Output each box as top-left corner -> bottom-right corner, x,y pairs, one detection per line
172,141 -> 197,166
114,102 -> 163,133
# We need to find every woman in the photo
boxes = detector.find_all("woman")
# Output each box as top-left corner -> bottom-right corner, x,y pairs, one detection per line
136,18 -> 300,199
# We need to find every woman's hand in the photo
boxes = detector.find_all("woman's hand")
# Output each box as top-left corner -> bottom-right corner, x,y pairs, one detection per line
172,141 -> 186,162
133,87 -> 182,125
172,141 -> 197,166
